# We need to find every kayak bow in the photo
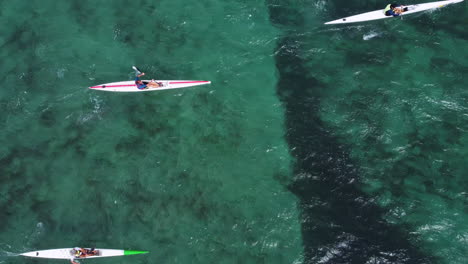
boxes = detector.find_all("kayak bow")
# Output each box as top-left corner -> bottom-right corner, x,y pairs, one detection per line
124,250 -> 149,255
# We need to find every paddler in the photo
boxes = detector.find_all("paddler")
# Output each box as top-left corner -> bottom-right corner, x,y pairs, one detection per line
70,247 -> 84,264
70,248 -> 98,264
384,3 -> 409,16
135,72 -> 161,89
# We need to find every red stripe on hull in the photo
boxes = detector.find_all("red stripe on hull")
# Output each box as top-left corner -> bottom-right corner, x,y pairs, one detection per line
90,84 -> 136,89
168,81 -> 210,84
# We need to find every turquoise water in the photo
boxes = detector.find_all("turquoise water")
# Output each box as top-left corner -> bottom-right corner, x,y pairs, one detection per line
0,0 -> 467,263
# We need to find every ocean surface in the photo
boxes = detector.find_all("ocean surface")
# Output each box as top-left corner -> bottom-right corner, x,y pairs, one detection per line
0,0 -> 466,263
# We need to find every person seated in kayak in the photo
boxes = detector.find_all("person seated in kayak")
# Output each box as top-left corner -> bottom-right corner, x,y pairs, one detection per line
384,3 -> 409,16
72,248 -> 98,258
70,248 -> 99,263
135,72 -> 160,89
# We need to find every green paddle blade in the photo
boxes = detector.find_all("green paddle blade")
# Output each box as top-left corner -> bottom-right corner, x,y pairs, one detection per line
123,250 -> 149,256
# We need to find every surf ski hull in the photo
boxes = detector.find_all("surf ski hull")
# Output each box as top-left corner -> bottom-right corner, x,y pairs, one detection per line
324,0 -> 464,25
20,248 -> 148,259
89,80 -> 211,92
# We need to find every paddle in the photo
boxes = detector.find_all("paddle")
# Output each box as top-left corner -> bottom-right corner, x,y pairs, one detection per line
132,66 -> 142,75
132,66 -> 162,88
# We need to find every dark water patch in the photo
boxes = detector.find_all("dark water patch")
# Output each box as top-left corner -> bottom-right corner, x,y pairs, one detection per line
406,4 -> 467,40
0,99 -> 13,125
29,200 -> 56,237
54,121 -> 93,159
5,24 -> 34,50
267,1 -> 305,28
119,175 -> 222,223
83,193 -> 112,239
37,115 -> 91,159
91,157 -> 115,170
115,135 -> 147,153
341,39 -> 409,67
39,108 -> 56,127
0,150 -> 51,233
70,0 -> 95,26
124,97 -> 170,137
0,146 -> 47,180
267,1 -> 437,263
430,57 -> 467,77
344,50 -> 388,67
275,37 -> 435,264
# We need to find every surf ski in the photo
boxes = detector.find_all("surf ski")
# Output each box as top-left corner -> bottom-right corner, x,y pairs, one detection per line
89,80 -> 211,92
20,248 -> 148,260
324,0 -> 464,25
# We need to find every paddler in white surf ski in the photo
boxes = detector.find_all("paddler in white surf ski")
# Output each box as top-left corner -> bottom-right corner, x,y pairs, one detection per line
135,72 -> 161,89
70,248 -> 98,264
384,3 -> 409,16
133,66 -> 161,90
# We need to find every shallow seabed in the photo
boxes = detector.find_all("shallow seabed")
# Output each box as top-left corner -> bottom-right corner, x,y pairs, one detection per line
0,0 -> 467,264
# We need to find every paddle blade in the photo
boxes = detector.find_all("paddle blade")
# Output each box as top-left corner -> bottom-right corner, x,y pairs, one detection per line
132,66 -> 142,75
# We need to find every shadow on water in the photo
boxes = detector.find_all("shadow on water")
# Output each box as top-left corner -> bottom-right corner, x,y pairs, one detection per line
266,2 -> 437,264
